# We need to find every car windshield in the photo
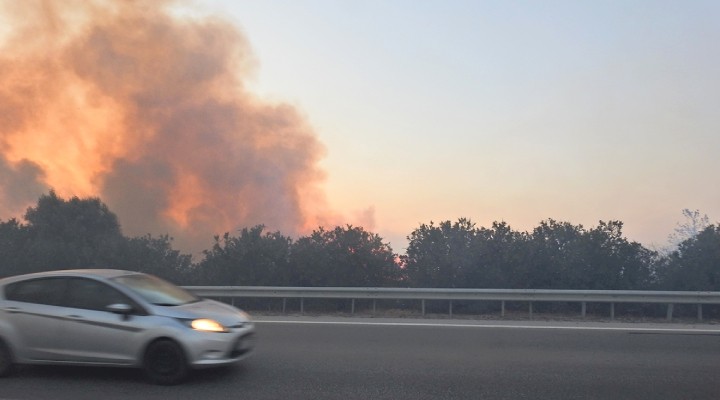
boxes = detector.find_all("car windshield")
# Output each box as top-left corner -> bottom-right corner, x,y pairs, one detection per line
111,274 -> 199,306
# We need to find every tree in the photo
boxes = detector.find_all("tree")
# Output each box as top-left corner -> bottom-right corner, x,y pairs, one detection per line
470,221 -> 529,289
660,225 -> 720,290
579,221 -> 655,290
197,225 -> 292,286
403,218 -> 479,288
525,220 -> 655,290
115,234 -> 193,283
20,191 -> 125,272
290,225 -> 400,287
0,218 -> 29,277
525,219 -> 585,289
668,209 -> 711,251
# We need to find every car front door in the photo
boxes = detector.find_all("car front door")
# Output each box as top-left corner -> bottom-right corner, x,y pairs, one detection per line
56,277 -> 150,364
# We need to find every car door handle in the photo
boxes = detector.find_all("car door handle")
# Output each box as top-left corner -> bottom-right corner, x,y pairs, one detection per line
66,314 -> 84,320
2,307 -> 20,313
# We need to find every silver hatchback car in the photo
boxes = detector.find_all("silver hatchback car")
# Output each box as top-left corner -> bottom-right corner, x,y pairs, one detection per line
0,269 -> 255,384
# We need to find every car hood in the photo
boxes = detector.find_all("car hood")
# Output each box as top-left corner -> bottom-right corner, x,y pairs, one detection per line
150,299 -> 251,328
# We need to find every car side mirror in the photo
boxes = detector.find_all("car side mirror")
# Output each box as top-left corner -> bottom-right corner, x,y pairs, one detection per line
106,303 -> 134,315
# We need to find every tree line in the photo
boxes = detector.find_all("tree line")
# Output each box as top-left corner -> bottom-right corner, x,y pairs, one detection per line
1,192 -> 719,294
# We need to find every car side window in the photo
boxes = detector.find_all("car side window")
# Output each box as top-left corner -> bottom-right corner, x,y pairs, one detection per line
5,277 -> 67,306
64,278 -> 138,312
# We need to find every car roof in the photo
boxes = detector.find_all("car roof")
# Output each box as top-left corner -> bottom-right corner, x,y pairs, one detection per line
0,269 -> 143,284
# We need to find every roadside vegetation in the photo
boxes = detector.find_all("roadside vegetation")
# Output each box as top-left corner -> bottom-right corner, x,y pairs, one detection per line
1,192 -> 718,297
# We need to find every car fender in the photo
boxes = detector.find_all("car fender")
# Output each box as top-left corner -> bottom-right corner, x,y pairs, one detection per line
132,319 -> 191,367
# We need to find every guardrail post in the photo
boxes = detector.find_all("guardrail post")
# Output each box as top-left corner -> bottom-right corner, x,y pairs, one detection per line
610,303 -> 615,320
581,302 -> 586,319
449,301 -> 453,317
666,304 -> 674,321
351,299 -> 355,315
698,304 -> 703,321
282,298 -> 287,313
529,302 -> 533,319
421,299 -> 426,316
501,300 -> 505,317
300,298 -> 304,315
373,299 -> 377,315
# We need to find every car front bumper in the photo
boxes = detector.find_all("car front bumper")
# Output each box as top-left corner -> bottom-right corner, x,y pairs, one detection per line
184,323 -> 256,368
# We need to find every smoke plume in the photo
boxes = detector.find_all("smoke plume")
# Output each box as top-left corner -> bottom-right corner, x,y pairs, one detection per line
0,0 -> 350,253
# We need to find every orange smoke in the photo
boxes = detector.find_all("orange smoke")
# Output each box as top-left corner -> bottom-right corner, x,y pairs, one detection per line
0,0 -> 344,253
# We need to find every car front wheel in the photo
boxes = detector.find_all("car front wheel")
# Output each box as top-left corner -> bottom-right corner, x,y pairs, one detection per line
143,339 -> 189,385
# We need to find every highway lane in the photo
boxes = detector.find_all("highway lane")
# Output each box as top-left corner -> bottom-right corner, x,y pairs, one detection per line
1,317 -> 719,400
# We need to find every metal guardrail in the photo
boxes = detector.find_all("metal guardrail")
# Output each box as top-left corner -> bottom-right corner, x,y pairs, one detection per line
184,286 -> 720,321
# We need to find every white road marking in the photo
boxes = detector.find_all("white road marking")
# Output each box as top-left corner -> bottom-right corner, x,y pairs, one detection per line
255,319 -> 720,333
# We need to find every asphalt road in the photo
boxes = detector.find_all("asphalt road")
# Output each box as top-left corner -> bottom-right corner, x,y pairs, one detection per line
1,317 -> 719,400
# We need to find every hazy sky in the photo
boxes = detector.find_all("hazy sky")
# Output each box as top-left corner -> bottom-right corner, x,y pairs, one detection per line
2,1 -> 716,254
191,0 -> 719,251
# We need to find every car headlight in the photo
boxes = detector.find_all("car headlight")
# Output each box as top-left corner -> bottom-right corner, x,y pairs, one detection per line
190,318 -> 227,333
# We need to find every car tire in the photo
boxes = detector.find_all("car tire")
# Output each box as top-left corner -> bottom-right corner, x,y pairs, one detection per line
0,338 -> 13,377
142,339 -> 189,385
